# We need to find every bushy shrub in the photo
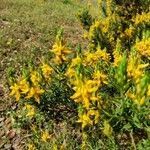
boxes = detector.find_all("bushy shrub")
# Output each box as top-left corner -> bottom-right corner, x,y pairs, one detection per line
9,0 -> 150,149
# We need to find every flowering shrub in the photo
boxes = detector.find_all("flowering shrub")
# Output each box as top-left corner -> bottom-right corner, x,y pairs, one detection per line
9,0 -> 150,149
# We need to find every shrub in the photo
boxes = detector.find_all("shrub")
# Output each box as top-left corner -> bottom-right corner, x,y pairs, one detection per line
9,0 -> 150,149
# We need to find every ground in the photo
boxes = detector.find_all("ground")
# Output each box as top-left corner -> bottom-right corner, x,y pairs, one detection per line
0,0 -> 85,149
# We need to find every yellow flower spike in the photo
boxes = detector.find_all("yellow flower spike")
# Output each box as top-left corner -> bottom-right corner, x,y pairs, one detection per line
78,113 -> 93,129
93,70 -> 108,85
106,0 -> 112,16
51,40 -> 72,64
26,87 -> 44,103
88,21 -> 100,39
95,47 -> 110,63
30,71 -> 41,86
113,51 -> 123,67
83,97 -> 90,109
41,130 -> 51,142
25,104 -> 35,118
18,78 -> 30,94
41,63 -> 53,79
10,83 -> 21,101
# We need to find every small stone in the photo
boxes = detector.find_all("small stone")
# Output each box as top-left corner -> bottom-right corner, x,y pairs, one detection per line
4,144 -> 12,149
0,140 -> 5,149
12,143 -> 19,150
0,130 -> 5,137
0,117 -> 4,122
6,123 -> 12,130
11,104 -> 17,110
5,118 -> 11,125
0,122 -> 4,127
0,86 -> 4,96
7,130 -> 16,139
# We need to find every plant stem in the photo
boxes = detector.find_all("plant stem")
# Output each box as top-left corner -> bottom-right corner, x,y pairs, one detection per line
130,131 -> 137,150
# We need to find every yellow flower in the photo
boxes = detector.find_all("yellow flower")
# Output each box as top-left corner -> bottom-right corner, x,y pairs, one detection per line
10,83 -> 20,101
30,71 -> 40,85
88,21 -> 100,39
93,70 -> 108,85
113,39 -> 122,67
60,143 -> 66,150
87,109 -> 99,124
71,55 -> 82,67
71,78 -> 99,108
52,40 -> 71,64
134,12 -> 150,25
124,27 -> 134,38
28,144 -> 35,150
78,113 -> 93,129
71,79 -> 90,108
127,54 -> 149,82
41,130 -> 51,142
86,80 -> 99,93
135,39 -> 150,58
65,67 -> 76,78
106,0 -> 112,16
41,63 -> 53,79
139,96 -> 145,106
53,143 -> 58,150
127,92 -> 146,106
84,52 -> 97,66
18,79 -> 30,94
25,104 -> 35,118
83,31 -> 88,39
103,120 -> 112,137
95,47 -> 110,63
100,17 -> 110,33
113,51 -> 122,67
126,75 -> 148,106
26,87 -> 44,103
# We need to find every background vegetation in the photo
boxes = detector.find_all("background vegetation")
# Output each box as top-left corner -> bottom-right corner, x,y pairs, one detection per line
0,0 -> 150,149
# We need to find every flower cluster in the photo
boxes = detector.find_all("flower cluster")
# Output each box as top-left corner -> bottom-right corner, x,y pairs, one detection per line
10,63 -> 53,103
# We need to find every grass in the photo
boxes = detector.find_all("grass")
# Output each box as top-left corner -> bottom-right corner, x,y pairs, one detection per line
0,0 -> 86,109
0,0 -> 86,148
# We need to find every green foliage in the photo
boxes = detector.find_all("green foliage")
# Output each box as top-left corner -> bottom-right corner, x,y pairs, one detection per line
77,8 -> 93,30
5,0 -> 150,149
